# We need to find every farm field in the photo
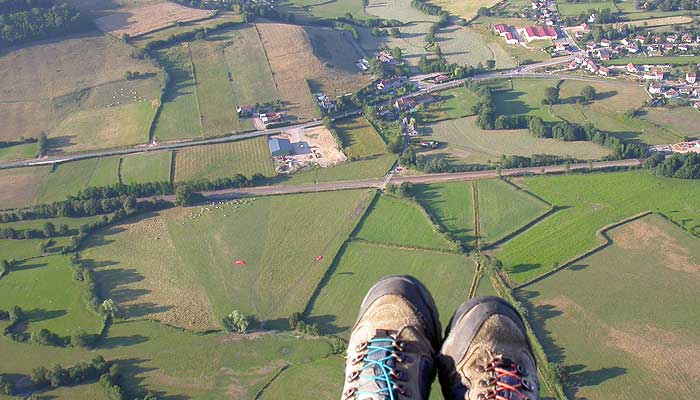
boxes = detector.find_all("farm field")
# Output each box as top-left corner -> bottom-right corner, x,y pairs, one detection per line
95,2 -> 215,38
288,0 -> 373,20
173,137 -> 273,182
132,12 -> 243,44
615,14 -> 693,26
120,151 -> 173,184
421,86 -> 480,122
281,154 -> 397,185
355,194 -> 456,251
36,158 -> 120,204
257,23 -> 369,120
259,356 -> 344,400
605,55 -> 700,65
640,107 -> 700,140
497,171 -> 700,283
222,25 -> 279,107
0,143 -> 36,162
615,1 -> 697,19
0,255 -> 103,338
553,80 -> 683,145
557,1 -> 614,16
0,167 -> 50,209
81,190 -> 374,330
151,45 -> 203,141
333,116 -> 387,159
0,319 -> 337,399
426,0 -> 501,20
520,213 -> 700,399
413,182 -> 475,247
476,179 -> 550,246
189,39 -> 250,136
308,241 -> 475,336
492,79 -> 560,121
425,116 -> 612,164
0,33 -> 161,145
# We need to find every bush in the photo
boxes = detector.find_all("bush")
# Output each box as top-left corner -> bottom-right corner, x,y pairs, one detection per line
72,329 -> 98,348
31,328 -> 64,347
222,310 -> 254,333
0,374 -> 14,395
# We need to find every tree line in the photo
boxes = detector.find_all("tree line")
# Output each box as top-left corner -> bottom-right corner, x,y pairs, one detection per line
645,152 -> 700,179
0,1 -> 91,47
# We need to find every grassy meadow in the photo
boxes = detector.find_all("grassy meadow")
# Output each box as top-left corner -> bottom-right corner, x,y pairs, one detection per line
476,179 -> 550,246
355,194 -> 456,251
333,116 -> 387,159
308,241 -> 475,336
0,143 -> 37,162
421,86 -> 480,123
497,171 -> 700,283
36,158 -> 120,204
414,182 -> 476,247
120,152 -> 173,184
173,137 -> 274,182
520,213 -> 700,399
0,166 -> 50,209
81,190 -> 374,330
281,154 -> 396,185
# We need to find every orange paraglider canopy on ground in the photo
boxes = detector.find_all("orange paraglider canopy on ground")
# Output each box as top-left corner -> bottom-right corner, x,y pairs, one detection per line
234,260 -> 247,265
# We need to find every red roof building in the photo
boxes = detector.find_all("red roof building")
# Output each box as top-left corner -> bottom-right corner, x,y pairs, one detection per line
524,26 -> 557,42
494,24 -> 509,35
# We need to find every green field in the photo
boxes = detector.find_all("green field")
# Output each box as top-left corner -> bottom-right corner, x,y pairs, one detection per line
520,213 -> 700,399
476,179 -> 550,246
151,46 -> 203,141
422,86 -> 480,123
0,143 -> 36,162
414,182 -> 476,247
0,166 -> 50,209
333,116 -> 387,159
0,255 -> 103,337
259,357 -> 344,400
557,1 -> 614,16
120,151 -> 173,184
425,116 -> 611,165
282,154 -> 397,185
37,158 -> 120,204
308,241 -> 475,336
640,107 -> 700,140
497,171 -> 700,283
174,137 -> 274,182
355,194 -> 456,251
492,79 -> 560,121
222,25 -> 280,106
82,190 -> 374,330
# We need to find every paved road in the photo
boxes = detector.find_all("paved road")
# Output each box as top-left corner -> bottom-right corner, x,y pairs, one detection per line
150,158 -> 643,202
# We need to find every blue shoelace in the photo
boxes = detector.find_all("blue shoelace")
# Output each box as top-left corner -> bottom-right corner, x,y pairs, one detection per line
356,337 -> 400,400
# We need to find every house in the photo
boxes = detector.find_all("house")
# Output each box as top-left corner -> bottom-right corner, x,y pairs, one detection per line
683,34 -> 692,43
395,97 -> 418,111
524,26 -> 557,42
667,34 -> 678,43
236,105 -> 255,117
600,39 -> 612,47
580,22 -> 590,31
648,82 -> 663,94
627,42 -> 640,53
376,76 -> 407,92
664,88 -> 679,98
494,24 -> 510,35
586,59 -> 599,72
586,41 -> 596,50
679,86 -> 691,95
678,44 -> 689,51
268,138 -> 292,157
575,31 -> 584,40
575,55 -> 585,64
662,43 -> 674,52
554,39 -> 568,51
597,48 -> 610,61
642,68 -> 663,80
687,72 -> 697,83
378,50 -> 396,65
621,38 -> 631,46
626,63 -> 638,73
598,66 -> 609,76
505,32 -> 519,45
356,59 -> 369,71
430,74 -> 451,83
588,12 -> 597,23
260,112 -> 285,126
316,94 -> 336,112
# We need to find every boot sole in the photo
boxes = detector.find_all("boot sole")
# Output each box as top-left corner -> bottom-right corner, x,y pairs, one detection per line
354,275 -> 442,347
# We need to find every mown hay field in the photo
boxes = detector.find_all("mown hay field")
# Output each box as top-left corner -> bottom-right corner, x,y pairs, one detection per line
257,23 -> 369,120
120,151 -> 173,184
521,213 -> 700,399
0,166 -> 50,209
557,0 -> 614,16
222,25 -> 279,106
189,39 -> 251,136
0,317 -> 336,399
133,12 -> 243,44
427,0 -> 501,20
498,171 -> 700,283
308,241 -> 475,336
0,33 -> 162,145
151,45 -> 203,141
282,154 -> 397,185
173,137 -> 273,182
421,86 -> 480,122
0,255 -> 104,337
476,179 -> 550,245
615,14 -> 693,26
355,194 -> 456,251
553,80 -> 683,145
81,190 -> 374,330
426,116 -> 612,164
333,116 -> 387,159
37,158 -> 120,204
95,2 -> 215,38
639,107 -> 700,140
414,182 -> 475,247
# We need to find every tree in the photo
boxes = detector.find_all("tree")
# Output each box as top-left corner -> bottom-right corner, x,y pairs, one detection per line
222,310 -> 252,333
0,374 -> 14,395
49,364 -> 69,387
288,312 -> 302,329
397,182 -> 414,198
477,6 -> 491,16
581,85 -> 596,101
9,305 -> 24,323
43,222 -> 56,237
71,329 -> 96,348
31,366 -> 50,388
101,299 -> 119,318
485,59 -> 496,70
174,185 -> 199,206
543,86 -> 560,105
1,259 -> 10,275
528,116 -> 549,138
37,133 -> 48,157
390,27 -> 400,37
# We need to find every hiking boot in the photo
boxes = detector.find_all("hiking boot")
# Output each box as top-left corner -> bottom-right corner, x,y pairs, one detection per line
341,275 -> 442,400
438,296 -> 539,400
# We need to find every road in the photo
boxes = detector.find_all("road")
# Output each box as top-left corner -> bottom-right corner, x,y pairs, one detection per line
149,158 -> 643,202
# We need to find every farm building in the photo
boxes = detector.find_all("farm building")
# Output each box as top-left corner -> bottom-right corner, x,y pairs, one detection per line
524,26 -> 557,42
269,138 -> 292,156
